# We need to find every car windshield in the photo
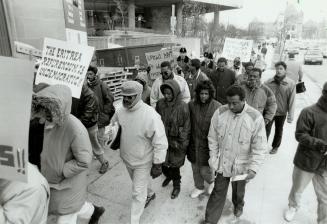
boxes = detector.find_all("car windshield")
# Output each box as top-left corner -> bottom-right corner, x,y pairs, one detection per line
306,51 -> 321,55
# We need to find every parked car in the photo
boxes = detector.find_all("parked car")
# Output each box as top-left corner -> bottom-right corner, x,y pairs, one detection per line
285,47 -> 299,55
304,50 -> 323,65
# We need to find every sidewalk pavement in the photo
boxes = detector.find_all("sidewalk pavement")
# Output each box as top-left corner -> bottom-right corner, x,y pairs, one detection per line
81,49 -> 321,224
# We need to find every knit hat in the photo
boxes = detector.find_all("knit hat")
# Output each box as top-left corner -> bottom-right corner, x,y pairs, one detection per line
121,81 -> 143,109
180,47 -> 187,53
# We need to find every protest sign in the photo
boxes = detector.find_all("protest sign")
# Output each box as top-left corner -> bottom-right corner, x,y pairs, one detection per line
35,38 -> 94,98
145,49 -> 174,80
0,56 -> 34,182
222,38 -> 253,62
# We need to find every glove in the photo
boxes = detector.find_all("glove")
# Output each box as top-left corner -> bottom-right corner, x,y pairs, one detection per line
150,163 -> 162,179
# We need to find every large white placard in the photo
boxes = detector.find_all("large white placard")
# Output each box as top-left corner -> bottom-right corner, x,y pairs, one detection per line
222,38 -> 253,62
35,38 -> 94,98
0,56 -> 34,182
145,49 -> 174,80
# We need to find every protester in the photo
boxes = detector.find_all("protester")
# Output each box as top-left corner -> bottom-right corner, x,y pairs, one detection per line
156,79 -> 191,199
187,58 -> 208,98
188,80 -> 221,198
208,57 -> 236,104
203,85 -> 267,224
236,62 -> 254,85
110,81 -> 168,224
87,65 -> 115,148
230,57 -> 242,76
71,81 -> 110,174
284,82 -> 327,223
150,61 -> 190,107
177,47 -> 190,75
261,43 -> 268,59
0,163 -> 49,224
135,74 -> 151,105
254,54 -> 267,72
265,61 -> 296,154
202,53 -> 215,75
241,68 -> 277,130
31,85 -> 105,224
286,53 -> 303,83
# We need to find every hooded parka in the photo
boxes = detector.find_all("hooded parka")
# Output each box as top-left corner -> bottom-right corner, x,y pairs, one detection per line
34,85 -> 93,215
156,79 -> 191,168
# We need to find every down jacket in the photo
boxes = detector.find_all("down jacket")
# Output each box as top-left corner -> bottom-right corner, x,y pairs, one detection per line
187,99 -> 221,166
156,79 -> 191,168
34,85 -> 93,215
87,76 -> 115,128
71,84 -> 99,128
293,95 -> 327,174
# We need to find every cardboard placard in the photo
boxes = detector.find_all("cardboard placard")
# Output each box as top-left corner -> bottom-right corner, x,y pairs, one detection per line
0,56 -> 34,182
145,49 -> 174,80
35,38 -> 94,98
222,38 -> 253,62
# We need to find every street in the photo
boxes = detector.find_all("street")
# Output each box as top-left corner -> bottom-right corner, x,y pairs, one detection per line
82,50 -> 327,224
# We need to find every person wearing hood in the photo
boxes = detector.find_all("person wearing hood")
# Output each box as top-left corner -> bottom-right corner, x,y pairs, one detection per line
0,163 -> 49,224
31,85 -> 105,224
135,74 -> 151,105
187,80 -> 221,199
187,58 -> 209,99
284,82 -> 327,223
86,65 -> 115,148
265,61 -> 296,154
150,61 -> 190,108
71,80 -> 110,174
241,68 -> 277,132
155,79 -> 191,199
110,81 -> 168,224
208,57 -> 236,105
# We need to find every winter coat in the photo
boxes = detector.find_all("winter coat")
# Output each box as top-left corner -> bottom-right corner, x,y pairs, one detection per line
208,68 -> 236,105
150,74 -> 191,107
28,118 -> 45,169
293,96 -> 327,174
87,77 -> 115,128
265,76 -> 296,122
0,163 -> 49,224
208,104 -> 268,177
242,83 -> 277,122
71,85 -> 99,128
111,100 -> 168,167
187,99 -> 221,166
156,79 -> 191,168
34,85 -> 93,215
186,70 -> 208,99
177,55 -> 190,74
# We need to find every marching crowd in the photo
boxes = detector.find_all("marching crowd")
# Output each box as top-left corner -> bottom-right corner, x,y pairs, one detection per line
0,46 -> 327,224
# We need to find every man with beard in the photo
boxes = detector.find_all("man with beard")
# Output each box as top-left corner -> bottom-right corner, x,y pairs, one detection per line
208,57 -> 236,105
156,79 -> 191,199
284,82 -> 327,223
265,61 -> 296,154
110,81 -> 168,224
187,58 -> 208,98
150,61 -> 190,107
241,68 -> 277,132
230,57 -> 243,76
236,62 -> 254,85
188,80 -> 221,198
203,85 -> 267,224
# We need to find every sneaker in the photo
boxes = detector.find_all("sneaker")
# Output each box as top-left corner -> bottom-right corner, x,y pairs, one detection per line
89,205 -> 105,224
270,147 -> 278,154
99,161 -> 109,174
190,188 -> 205,198
284,206 -> 297,222
207,182 -> 215,195
144,193 -> 156,208
234,207 -> 243,218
